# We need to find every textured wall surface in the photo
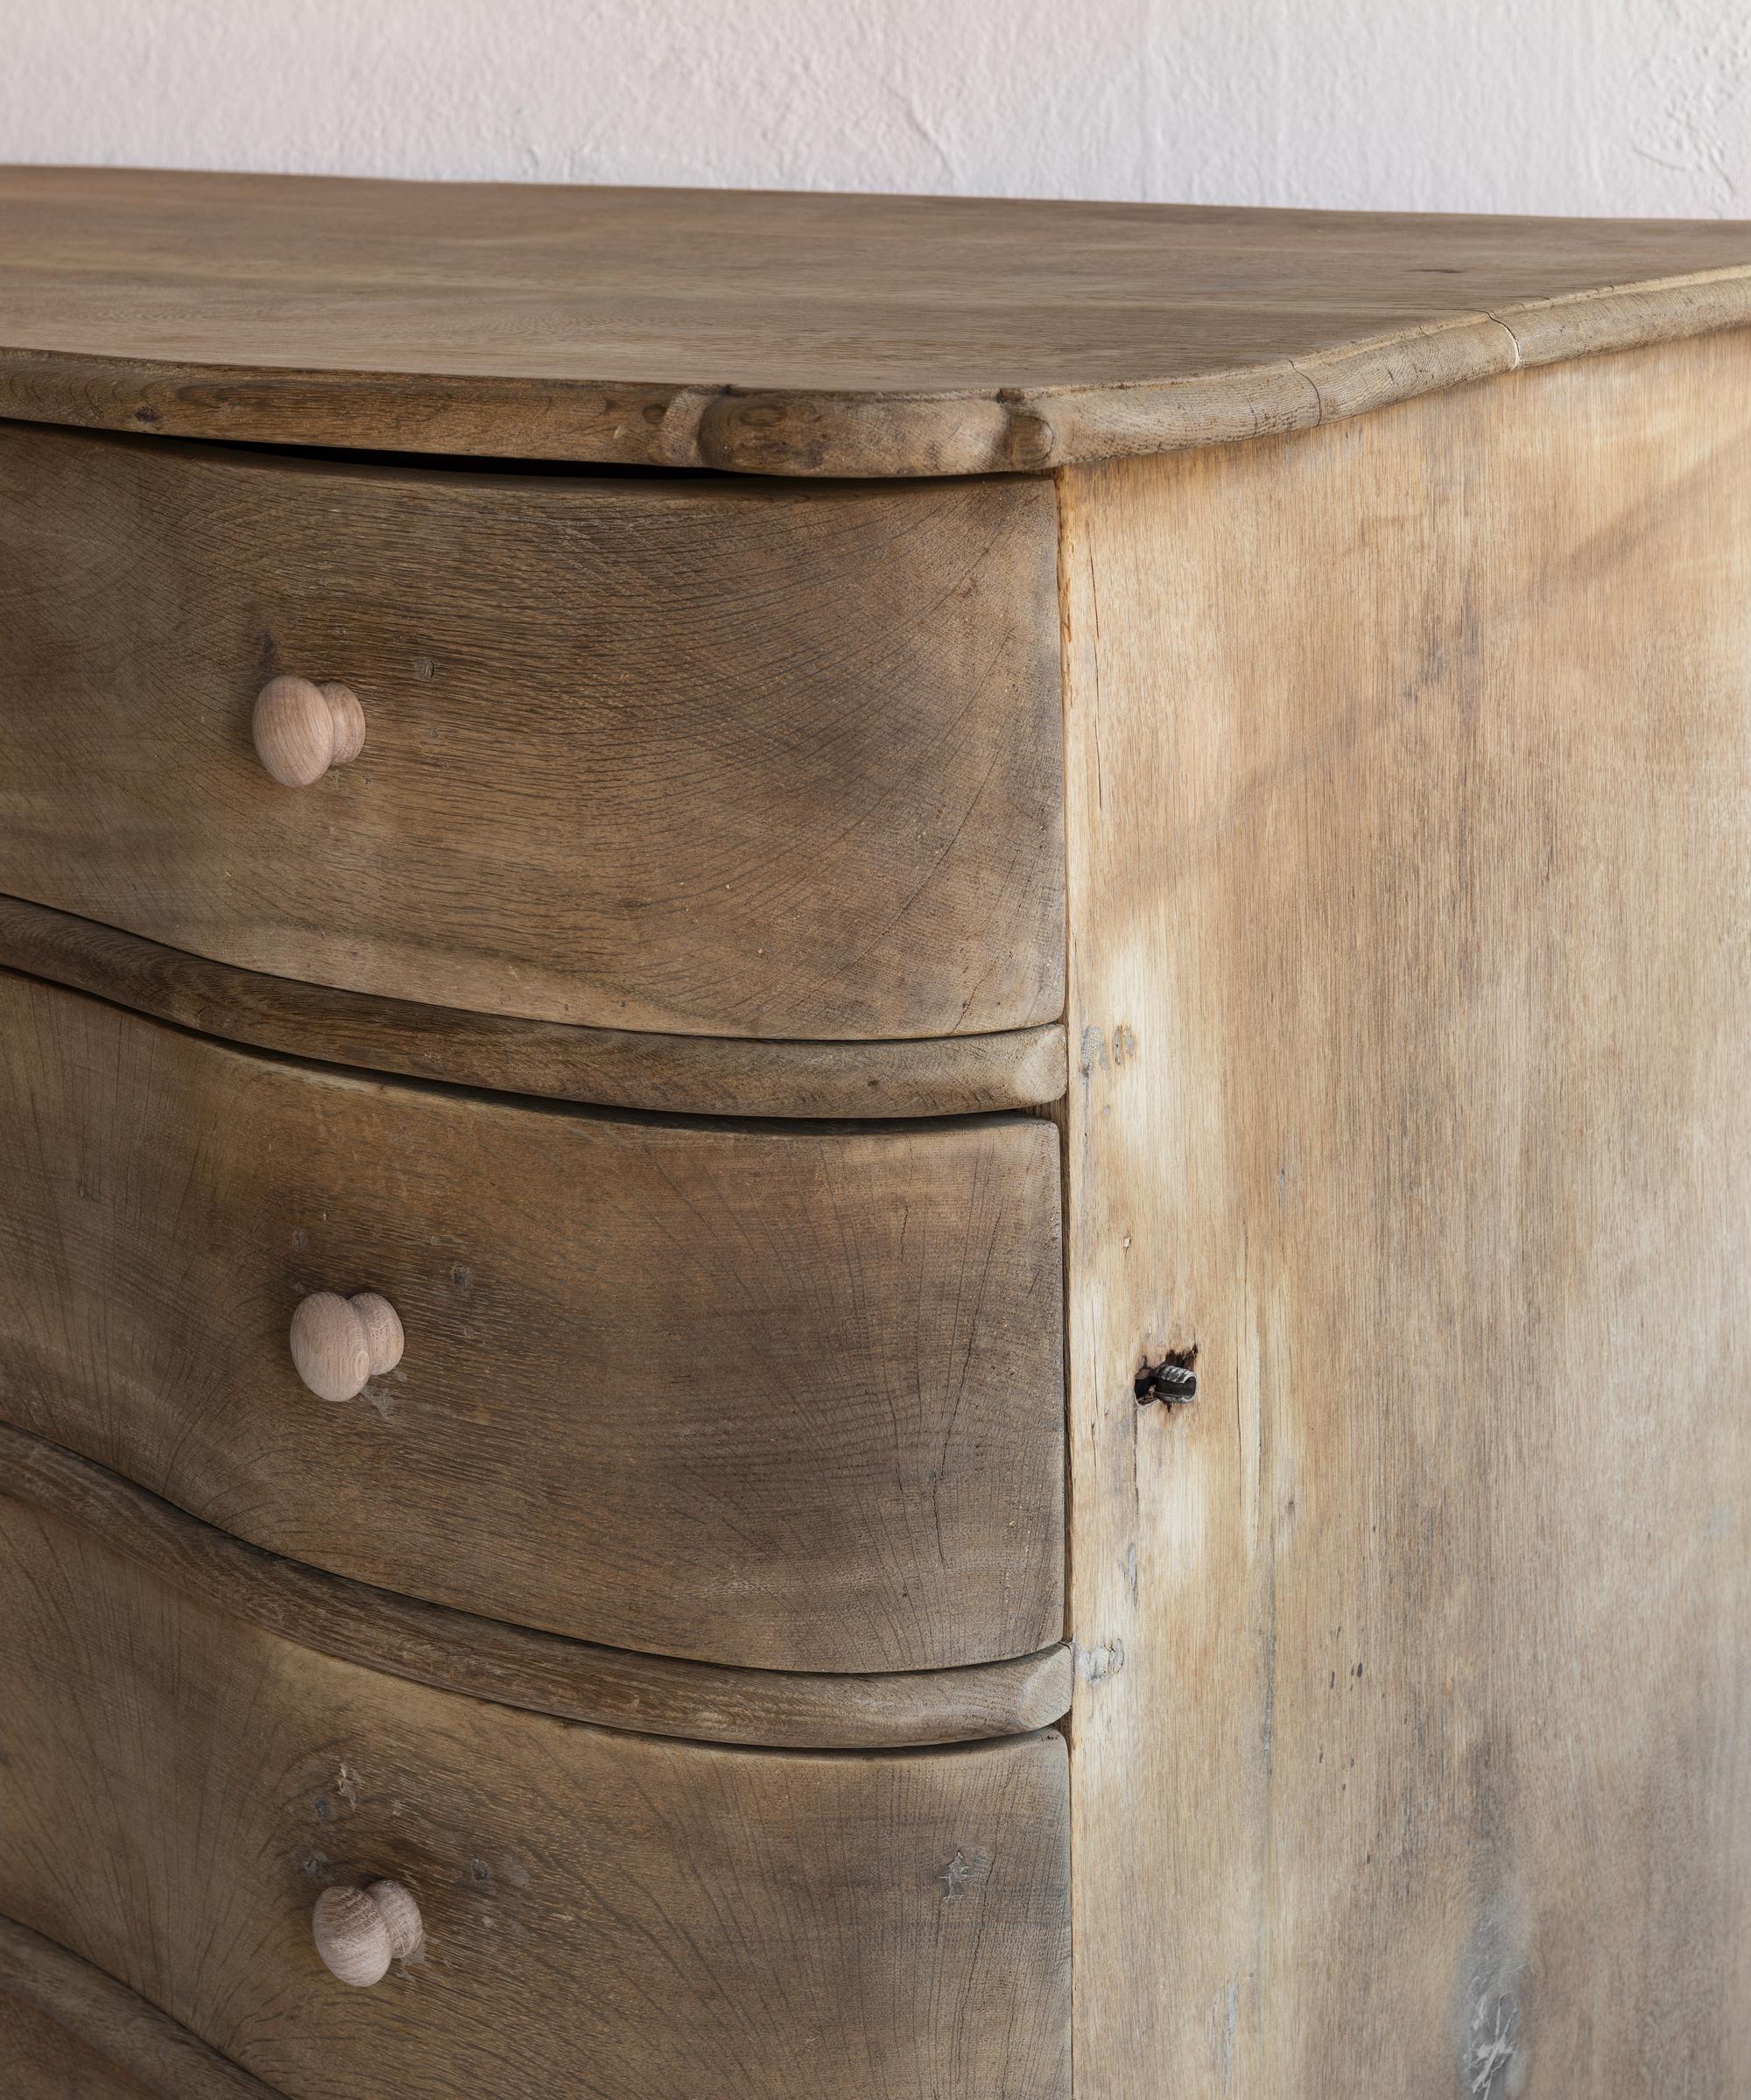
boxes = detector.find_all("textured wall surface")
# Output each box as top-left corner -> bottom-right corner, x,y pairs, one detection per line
3,0 -> 1747,217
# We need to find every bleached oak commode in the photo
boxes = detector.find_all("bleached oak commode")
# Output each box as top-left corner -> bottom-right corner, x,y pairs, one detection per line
0,168 -> 1747,2099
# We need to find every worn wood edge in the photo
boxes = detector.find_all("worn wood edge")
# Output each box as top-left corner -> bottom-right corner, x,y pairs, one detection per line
1490,269 -> 1751,365
0,896 -> 1067,1119
0,1423 -> 1073,1749
0,1914 -> 285,2100
4,266 -> 1749,474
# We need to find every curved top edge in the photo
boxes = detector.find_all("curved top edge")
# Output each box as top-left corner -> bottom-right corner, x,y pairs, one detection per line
0,897 -> 1066,1120
0,1422 -> 1072,1752
3,169 -> 1749,474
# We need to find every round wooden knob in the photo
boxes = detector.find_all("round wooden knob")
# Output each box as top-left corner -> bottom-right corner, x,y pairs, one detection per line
312,1879 -> 423,1987
289,1290 -> 404,1402
252,674 -> 367,787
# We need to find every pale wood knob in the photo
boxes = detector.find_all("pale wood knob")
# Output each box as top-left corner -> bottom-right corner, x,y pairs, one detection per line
289,1289 -> 404,1402
312,1879 -> 423,1987
252,674 -> 367,787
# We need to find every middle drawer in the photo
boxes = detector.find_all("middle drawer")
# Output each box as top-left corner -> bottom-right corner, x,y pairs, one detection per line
0,967 -> 1064,1675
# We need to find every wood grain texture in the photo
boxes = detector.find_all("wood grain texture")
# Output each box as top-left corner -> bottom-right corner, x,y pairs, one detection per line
0,419 -> 1063,1039
2,1998 -> 163,2100
0,968 -> 1064,1675
1,1996 -> 158,2100
0,1916 -> 285,2100
0,1422 -> 1072,1750
0,897 -> 1068,1119
0,1495 -> 1072,2100
0,1999 -> 158,2100
1,168 -> 1749,474
1058,334 -> 1751,2097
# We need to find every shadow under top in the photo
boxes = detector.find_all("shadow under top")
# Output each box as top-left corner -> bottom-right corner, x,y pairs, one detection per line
4,164 -> 1751,478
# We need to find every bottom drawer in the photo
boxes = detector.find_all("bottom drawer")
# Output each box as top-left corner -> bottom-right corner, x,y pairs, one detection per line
0,1492 -> 1070,2100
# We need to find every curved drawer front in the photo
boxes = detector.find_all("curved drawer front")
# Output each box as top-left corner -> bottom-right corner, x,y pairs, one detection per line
0,419 -> 1063,1040
0,1494 -> 1071,2100
0,1912 -> 291,2100
0,969 -> 1064,1674
0,1997 -> 165,2100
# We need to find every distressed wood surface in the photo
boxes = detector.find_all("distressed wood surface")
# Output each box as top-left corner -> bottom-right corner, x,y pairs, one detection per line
1,1994 -> 167,2100
0,968 -> 1064,1675
0,898 -> 1068,1119
1,168 -> 1749,474
0,1495 -> 1072,2100
0,1915 -> 285,2100
0,1423 -> 1072,1749
1059,334 -> 1751,2097
0,419 -> 1063,1039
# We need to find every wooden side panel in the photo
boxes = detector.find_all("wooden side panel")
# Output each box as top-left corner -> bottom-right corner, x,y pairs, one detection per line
1059,336 -> 1751,2097
0,1497 -> 1071,2100
0,421 -> 1063,1039
0,970 -> 1064,1676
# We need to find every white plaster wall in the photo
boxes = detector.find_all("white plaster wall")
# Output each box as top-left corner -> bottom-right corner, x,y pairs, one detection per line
2,0 -> 1747,218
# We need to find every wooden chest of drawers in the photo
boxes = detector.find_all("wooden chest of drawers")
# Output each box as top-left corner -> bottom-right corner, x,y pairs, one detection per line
0,168 -> 1747,2098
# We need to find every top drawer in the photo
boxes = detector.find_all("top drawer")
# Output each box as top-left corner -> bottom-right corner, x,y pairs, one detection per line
0,421 -> 1063,1040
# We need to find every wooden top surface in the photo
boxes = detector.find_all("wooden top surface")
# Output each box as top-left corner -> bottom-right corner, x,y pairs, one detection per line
4,165 -> 1751,475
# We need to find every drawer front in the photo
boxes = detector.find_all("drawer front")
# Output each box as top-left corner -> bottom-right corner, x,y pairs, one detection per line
0,1910 -> 288,2100
0,969 -> 1064,1674
0,1995 -> 162,2100
0,420 -> 1063,1040
0,1495 -> 1072,2100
